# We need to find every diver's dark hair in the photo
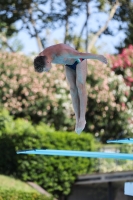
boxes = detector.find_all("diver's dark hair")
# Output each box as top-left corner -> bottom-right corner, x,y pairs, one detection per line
34,56 -> 47,73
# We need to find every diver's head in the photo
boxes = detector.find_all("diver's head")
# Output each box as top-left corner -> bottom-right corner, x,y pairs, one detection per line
34,56 -> 51,73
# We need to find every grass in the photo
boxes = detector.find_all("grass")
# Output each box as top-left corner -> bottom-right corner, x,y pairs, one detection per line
0,174 -> 38,193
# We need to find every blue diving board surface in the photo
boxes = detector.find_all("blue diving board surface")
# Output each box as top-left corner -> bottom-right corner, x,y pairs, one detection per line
107,138 -> 133,144
17,149 -> 133,160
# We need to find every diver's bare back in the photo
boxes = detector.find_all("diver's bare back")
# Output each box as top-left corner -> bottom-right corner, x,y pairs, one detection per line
40,43 -> 79,65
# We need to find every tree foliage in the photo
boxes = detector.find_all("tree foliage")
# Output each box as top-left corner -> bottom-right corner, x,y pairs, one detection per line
1,0 -> 133,52
106,0 -> 133,52
0,0 -> 84,51
0,0 -> 32,36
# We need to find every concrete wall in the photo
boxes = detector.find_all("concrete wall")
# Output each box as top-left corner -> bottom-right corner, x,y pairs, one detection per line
67,182 -> 133,200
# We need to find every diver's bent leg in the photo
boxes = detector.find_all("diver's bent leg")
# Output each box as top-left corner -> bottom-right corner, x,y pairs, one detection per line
64,66 -> 80,130
69,87 -> 80,125
76,60 -> 87,134
76,83 -> 87,134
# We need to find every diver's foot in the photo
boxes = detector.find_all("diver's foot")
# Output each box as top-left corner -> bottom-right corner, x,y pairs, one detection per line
75,120 -> 86,134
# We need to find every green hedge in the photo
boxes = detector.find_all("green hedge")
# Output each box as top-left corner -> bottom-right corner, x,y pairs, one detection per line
0,109 -> 96,198
0,189 -> 53,200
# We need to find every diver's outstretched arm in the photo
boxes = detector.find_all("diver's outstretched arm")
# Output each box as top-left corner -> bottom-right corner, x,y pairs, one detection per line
66,49 -> 107,64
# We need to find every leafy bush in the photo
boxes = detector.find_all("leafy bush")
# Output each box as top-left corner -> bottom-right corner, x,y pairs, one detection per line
0,111 -> 96,199
0,109 -> 14,135
15,130 -> 96,198
0,189 -> 53,200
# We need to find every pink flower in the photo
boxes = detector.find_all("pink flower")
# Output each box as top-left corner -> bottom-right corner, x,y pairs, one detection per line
112,62 -> 120,69
124,60 -> 131,66
128,45 -> 133,50
126,77 -> 133,82
122,49 -> 127,56
125,91 -> 129,96
120,102 -> 126,111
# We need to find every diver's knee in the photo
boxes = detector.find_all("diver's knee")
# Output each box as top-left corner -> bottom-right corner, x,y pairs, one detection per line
76,81 -> 85,91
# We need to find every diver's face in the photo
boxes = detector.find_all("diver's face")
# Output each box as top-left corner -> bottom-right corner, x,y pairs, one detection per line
43,63 -> 52,72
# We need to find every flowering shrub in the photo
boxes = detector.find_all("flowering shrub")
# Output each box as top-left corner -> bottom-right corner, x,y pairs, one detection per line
0,52 -> 74,131
0,51 -> 132,141
110,45 -> 133,89
85,59 -> 132,141
109,45 -> 133,139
